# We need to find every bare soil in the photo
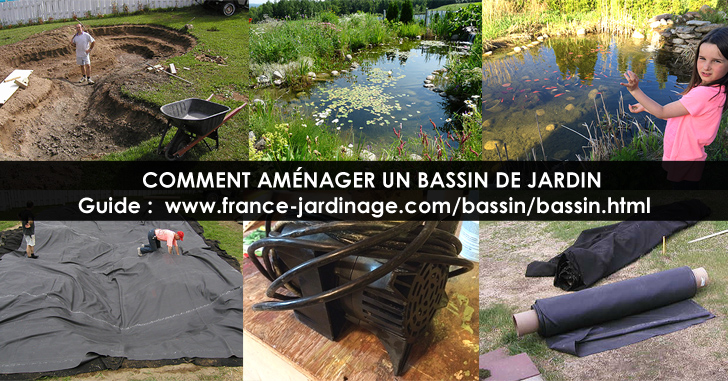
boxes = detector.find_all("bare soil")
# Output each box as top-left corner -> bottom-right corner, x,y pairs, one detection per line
479,221 -> 728,381
0,24 -> 195,160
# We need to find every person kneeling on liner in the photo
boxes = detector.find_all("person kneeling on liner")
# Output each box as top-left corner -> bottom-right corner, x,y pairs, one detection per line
138,228 -> 184,256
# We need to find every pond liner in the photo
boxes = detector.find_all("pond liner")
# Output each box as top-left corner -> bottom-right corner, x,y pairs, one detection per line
514,267 -> 714,357
0,219 -> 243,375
525,199 -> 711,291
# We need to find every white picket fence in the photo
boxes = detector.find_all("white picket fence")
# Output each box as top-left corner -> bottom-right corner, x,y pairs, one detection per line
0,0 -> 197,26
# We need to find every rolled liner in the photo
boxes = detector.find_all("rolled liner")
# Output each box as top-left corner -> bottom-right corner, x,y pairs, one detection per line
533,266 -> 698,338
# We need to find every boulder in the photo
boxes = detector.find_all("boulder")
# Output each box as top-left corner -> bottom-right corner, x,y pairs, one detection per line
331,70 -> 339,76
359,150 -> 377,161
651,13 -> 672,22
699,5 -> 713,13
345,54 -> 353,61
675,26 -> 695,33
672,38 -> 685,44
307,72 -> 316,78
677,33 -> 698,40
686,20 -> 710,26
273,79 -> 282,86
514,46 -> 522,52
426,75 -> 435,80
696,24 -> 723,33
483,140 -> 504,150
545,124 -> 555,131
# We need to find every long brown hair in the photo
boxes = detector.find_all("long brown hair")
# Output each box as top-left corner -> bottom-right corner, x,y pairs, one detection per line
682,27 -> 728,112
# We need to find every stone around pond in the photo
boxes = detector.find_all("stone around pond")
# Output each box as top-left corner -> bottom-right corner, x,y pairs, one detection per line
588,89 -> 599,99
331,70 -> 339,76
536,109 -> 545,116
359,150 -> 377,161
484,140 -> 504,150
273,71 -> 283,80
565,104 -> 575,111
546,124 -> 555,131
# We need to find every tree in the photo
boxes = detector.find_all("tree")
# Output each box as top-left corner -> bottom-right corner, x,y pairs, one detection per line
400,0 -> 414,23
386,1 -> 399,22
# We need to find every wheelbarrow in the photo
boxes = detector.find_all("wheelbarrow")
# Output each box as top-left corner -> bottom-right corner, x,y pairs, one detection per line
158,97 -> 246,160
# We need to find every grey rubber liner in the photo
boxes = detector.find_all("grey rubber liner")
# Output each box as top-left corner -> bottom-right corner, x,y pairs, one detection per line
0,220 -> 243,374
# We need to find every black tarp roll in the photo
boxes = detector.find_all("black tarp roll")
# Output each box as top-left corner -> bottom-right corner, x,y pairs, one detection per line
525,199 -> 711,291
530,266 -> 714,356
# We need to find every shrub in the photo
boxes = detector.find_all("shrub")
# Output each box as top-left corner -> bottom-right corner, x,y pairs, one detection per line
386,1 -> 399,22
400,0 -> 414,23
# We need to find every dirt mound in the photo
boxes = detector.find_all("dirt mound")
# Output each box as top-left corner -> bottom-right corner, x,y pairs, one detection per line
0,25 -> 196,160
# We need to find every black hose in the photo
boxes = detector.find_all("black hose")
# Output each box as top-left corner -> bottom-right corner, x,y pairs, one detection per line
248,220 -> 474,312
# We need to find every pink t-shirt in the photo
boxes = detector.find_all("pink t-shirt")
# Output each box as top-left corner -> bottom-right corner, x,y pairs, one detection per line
155,229 -> 178,247
663,85 -> 726,161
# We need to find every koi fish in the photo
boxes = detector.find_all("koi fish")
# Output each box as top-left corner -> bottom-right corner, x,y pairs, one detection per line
525,79 -> 531,82
554,93 -> 564,97
534,79 -> 539,81
502,83 -> 511,87
532,91 -> 540,93
507,87 -> 514,90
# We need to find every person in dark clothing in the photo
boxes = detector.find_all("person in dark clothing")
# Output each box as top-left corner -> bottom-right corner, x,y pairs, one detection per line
18,201 -> 37,259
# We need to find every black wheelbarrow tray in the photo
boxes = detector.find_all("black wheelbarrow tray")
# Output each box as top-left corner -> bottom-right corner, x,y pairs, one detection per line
157,98 -> 246,160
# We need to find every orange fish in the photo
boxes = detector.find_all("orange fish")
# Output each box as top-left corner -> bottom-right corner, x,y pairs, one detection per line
554,93 -> 564,97
532,91 -> 540,93
534,79 -> 539,81
525,79 -> 531,82
502,83 -> 511,87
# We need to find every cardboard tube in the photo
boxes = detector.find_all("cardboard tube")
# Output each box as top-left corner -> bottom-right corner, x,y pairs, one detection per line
513,267 -> 708,337
692,267 -> 708,289
513,309 -> 539,337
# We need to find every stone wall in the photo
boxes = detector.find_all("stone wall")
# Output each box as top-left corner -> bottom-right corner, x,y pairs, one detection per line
649,8 -> 727,55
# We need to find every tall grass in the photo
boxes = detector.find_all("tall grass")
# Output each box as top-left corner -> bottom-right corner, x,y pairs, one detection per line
482,0 -> 723,40
249,94 -> 357,161
251,13 -> 395,72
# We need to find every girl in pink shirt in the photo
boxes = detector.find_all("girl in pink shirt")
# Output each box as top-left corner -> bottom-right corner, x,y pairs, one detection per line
621,27 -> 728,185
138,228 -> 185,256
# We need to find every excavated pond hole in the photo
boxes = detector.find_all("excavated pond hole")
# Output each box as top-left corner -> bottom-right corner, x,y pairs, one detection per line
0,24 -> 196,160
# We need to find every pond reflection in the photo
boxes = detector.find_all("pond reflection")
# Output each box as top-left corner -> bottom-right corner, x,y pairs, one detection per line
277,41 -> 474,151
482,34 -> 691,161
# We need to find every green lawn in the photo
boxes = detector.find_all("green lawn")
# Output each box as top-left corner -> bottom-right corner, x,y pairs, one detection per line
0,7 -> 249,161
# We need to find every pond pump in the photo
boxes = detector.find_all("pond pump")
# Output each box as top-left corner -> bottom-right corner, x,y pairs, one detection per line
247,220 -> 473,376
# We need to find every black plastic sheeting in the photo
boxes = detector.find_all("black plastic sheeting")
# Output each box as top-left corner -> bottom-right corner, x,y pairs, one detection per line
525,199 -> 711,290
531,266 -> 714,356
0,220 -> 243,375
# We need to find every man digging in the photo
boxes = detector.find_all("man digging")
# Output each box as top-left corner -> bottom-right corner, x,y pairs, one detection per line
71,24 -> 95,85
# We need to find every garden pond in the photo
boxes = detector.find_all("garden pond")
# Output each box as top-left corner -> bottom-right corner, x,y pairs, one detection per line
482,34 -> 692,161
274,40 -> 478,157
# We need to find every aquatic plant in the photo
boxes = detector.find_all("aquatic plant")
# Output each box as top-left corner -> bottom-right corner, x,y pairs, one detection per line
250,95 -> 357,161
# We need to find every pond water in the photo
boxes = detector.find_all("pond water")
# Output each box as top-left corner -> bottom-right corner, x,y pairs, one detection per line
278,40 -> 475,155
482,34 -> 692,161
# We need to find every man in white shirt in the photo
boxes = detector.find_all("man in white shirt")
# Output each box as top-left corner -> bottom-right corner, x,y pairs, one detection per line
71,24 -> 96,84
